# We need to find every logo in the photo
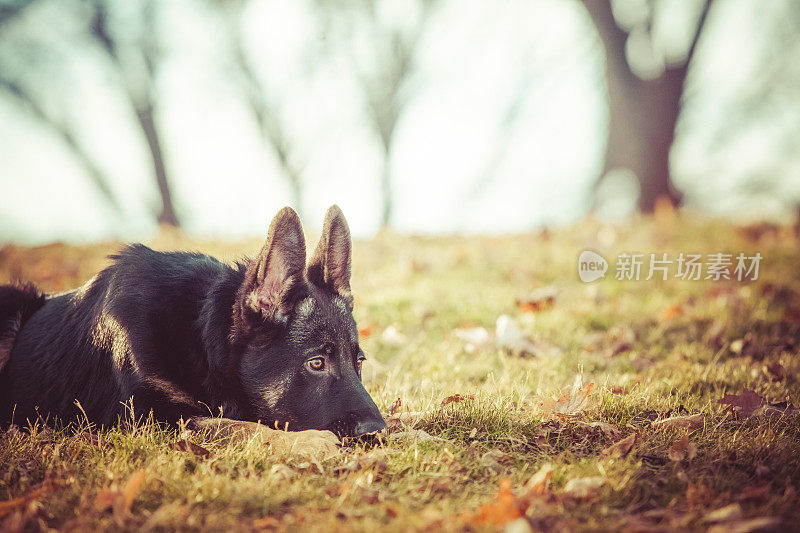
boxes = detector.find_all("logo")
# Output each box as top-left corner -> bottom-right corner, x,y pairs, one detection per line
578,250 -> 608,282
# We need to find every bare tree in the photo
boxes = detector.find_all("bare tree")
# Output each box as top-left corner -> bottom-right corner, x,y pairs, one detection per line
580,0 -> 713,211
0,3 -> 120,214
214,0 -> 307,218
88,0 -> 179,227
315,0 -> 439,227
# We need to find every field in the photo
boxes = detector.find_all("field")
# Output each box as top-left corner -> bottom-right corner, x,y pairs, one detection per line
1,215 -> 799,532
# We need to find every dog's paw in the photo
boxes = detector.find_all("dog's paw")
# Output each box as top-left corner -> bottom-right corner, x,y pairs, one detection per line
262,428 -> 341,459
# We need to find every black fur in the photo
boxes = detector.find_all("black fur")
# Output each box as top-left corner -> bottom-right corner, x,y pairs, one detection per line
0,207 -> 386,437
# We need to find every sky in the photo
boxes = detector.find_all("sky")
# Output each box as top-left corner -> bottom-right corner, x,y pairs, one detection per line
0,0 -> 798,244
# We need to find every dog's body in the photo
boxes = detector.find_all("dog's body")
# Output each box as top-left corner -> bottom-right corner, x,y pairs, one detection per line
0,206 -> 385,442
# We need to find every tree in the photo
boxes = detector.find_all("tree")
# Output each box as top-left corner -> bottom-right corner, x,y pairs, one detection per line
214,0 -> 308,218
580,0 -> 713,212
88,0 -> 180,227
0,2 -> 120,215
315,0 -> 439,227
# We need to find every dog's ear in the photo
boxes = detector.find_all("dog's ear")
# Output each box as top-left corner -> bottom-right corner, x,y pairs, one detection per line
237,207 -> 306,326
307,205 -> 352,305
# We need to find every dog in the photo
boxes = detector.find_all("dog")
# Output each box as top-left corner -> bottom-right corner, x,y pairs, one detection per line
0,206 -> 385,451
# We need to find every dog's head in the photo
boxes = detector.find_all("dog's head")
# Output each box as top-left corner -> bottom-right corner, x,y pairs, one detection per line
231,205 -> 386,438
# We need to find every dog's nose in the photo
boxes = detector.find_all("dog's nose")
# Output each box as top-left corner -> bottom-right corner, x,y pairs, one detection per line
352,417 -> 386,437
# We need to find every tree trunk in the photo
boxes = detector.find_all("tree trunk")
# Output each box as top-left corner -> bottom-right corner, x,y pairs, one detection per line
135,103 -> 179,227
581,0 -> 711,212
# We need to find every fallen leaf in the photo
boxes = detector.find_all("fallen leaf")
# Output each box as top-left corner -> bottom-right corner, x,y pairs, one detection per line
95,470 -> 147,522
602,433 -> 637,458
661,304 -> 684,321
539,380 -> 595,418
470,479 -> 522,525
561,476 -> 605,499
521,463 -> 553,497
765,361 -> 785,382
496,315 -> 560,357
718,390 -> 765,418
387,397 -> 402,416
0,478 -> 60,517
515,287 -> 557,314
357,325 -> 373,338
651,414 -> 703,431
668,435 -> 697,461
453,327 -> 491,347
169,439 -> 212,459
480,449 -> 512,472
441,394 -> 475,406
573,420 -> 620,439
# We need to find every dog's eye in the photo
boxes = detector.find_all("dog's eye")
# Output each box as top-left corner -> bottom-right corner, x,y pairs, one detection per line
307,357 -> 326,372
356,354 -> 366,372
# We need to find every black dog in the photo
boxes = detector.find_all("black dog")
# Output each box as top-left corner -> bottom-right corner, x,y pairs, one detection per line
0,206 -> 385,447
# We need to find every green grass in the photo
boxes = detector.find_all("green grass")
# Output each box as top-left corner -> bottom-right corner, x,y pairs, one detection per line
1,215 -> 799,531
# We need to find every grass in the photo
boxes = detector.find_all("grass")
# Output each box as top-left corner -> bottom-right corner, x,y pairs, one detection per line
1,214 -> 799,531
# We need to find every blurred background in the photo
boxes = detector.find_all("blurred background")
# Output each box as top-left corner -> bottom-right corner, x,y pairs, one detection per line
0,0 -> 798,244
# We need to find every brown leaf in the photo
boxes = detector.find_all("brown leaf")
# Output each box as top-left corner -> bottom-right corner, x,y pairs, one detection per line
521,463 -> 553,497
668,435 -> 697,461
718,389 -> 765,418
573,420 -> 620,439
387,397 -> 402,416
95,470 -> 147,522
441,394 -> 475,406
539,381 -> 595,418
115,470 -> 146,520
468,479 -> 523,526
766,361 -> 785,381
651,414 -> 703,431
169,439 -> 212,458
602,433 -> 637,458
560,476 -> 605,499
0,478 -> 60,518
357,325 -> 373,339
661,304 -> 683,321
515,287 -> 557,314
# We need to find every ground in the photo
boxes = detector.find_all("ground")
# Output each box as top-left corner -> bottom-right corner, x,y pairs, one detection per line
0,214 -> 798,532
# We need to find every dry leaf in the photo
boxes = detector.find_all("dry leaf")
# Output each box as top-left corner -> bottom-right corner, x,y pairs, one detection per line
496,315 -> 560,357
668,435 -> 697,461
602,433 -> 636,458
357,325 -> 373,339
539,381 -> 595,418
453,327 -> 491,347
387,397 -> 402,416
515,287 -> 557,314
561,476 -> 605,499
470,479 -> 522,526
661,304 -> 684,321
0,478 -> 60,518
521,463 -> 553,497
480,449 -> 512,472
651,414 -> 703,431
441,394 -> 475,406
95,470 -> 147,522
765,361 -> 785,381
574,420 -> 620,439
169,439 -> 211,458
718,390 -> 765,418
